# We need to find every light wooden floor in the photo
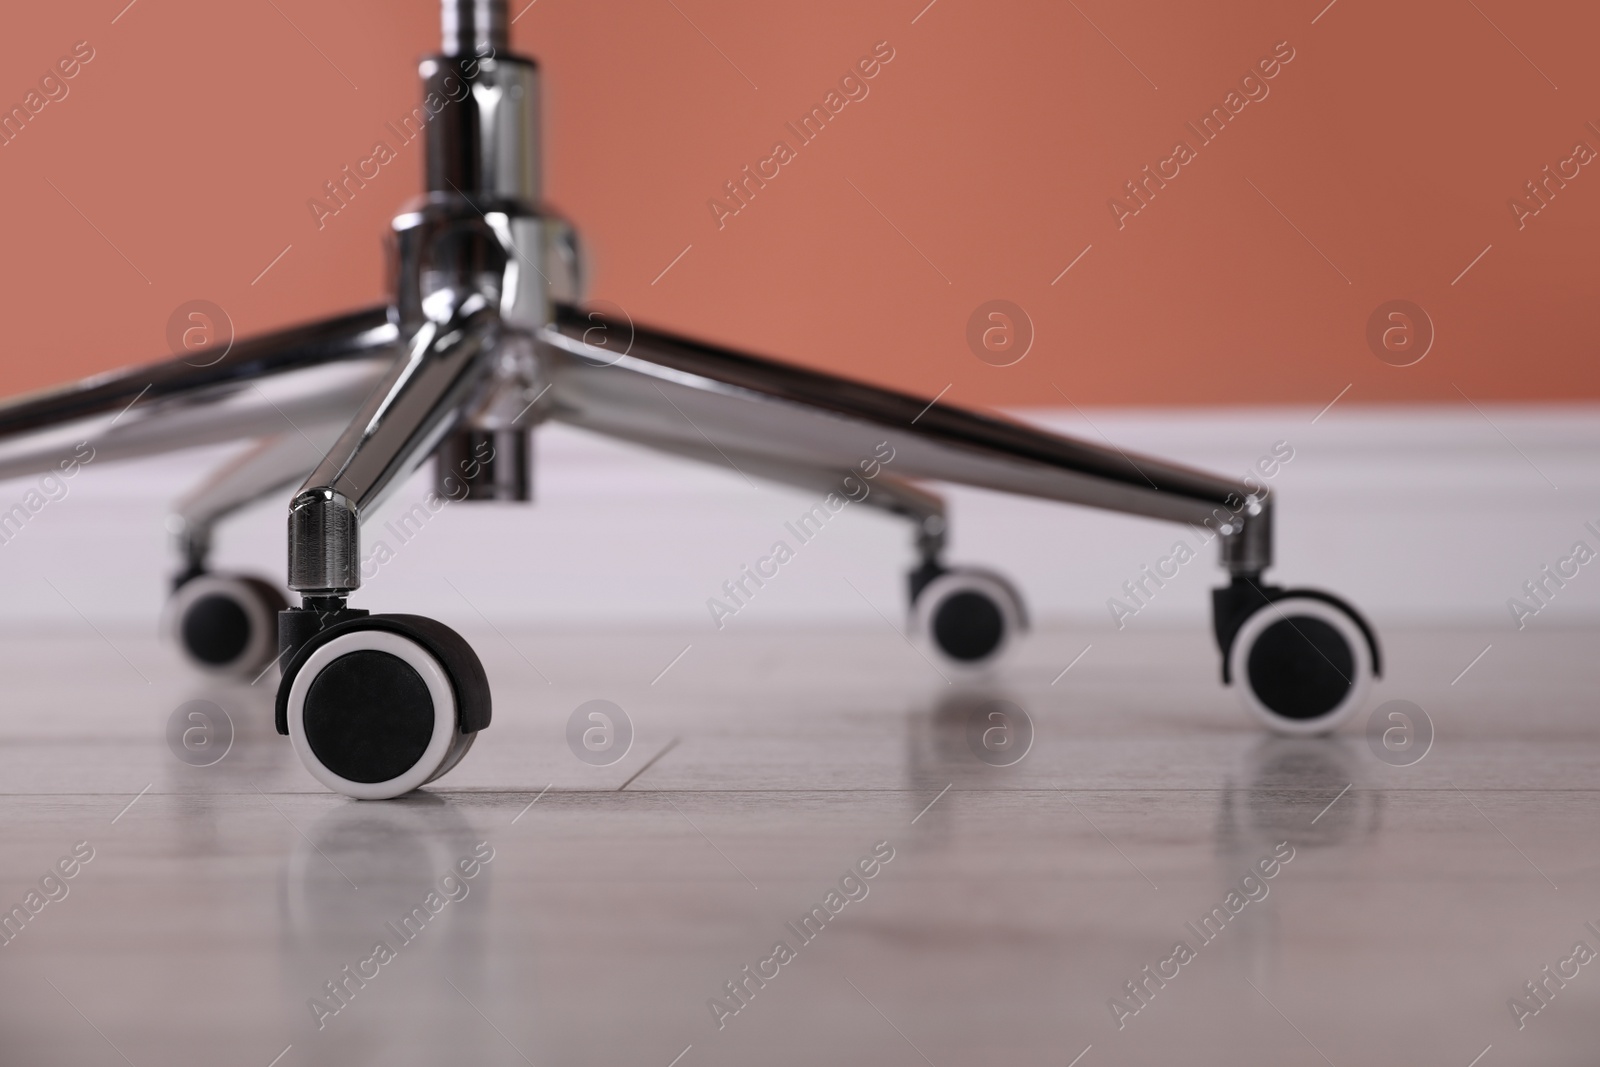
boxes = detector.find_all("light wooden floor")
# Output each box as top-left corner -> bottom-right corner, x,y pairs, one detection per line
0,621 -> 1595,1066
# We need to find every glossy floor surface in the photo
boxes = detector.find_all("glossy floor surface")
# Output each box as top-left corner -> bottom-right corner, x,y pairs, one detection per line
1,621 -> 1596,1066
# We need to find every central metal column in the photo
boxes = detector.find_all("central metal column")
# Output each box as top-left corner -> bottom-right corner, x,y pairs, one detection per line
441,0 -> 507,56
286,0 -> 547,599
422,0 -> 546,502
426,0 -> 537,204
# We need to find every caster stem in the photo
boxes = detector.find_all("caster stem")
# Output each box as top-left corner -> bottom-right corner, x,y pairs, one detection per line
301,594 -> 349,614
278,596 -> 369,667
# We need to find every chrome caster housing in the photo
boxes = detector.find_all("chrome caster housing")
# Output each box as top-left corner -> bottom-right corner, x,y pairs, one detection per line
1216,581 -> 1379,735
910,566 -> 1029,669
168,572 -> 288,677
275,614 -> 490,800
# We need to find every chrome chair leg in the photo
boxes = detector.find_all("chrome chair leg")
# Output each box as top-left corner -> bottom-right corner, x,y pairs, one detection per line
284,301 -> 505,605
0,308 -> 394,484
540,308 -> 1257,531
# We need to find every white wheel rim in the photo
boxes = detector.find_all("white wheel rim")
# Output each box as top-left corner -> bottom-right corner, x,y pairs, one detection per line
426,728 -> 478,784
1229,597 -> 1372,735
166,574 -> 277,676
287,630 -> 457,800
912,569 -> 1028,671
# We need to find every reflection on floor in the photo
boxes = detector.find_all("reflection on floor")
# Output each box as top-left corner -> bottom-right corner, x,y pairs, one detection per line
0,622 -> 1595,1065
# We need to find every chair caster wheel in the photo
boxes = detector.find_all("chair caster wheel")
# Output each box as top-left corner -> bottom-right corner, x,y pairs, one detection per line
910,566 -> 1028,668
275,614 -> 491,800
167,572 -> 288,677
1226,593 -> 1376,735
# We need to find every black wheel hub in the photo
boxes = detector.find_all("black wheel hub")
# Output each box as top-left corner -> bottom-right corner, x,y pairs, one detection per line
1245,616 -> 1354,720
182,593 -> 252,666
303,650 -> 436,783
932,591 -> 1006,662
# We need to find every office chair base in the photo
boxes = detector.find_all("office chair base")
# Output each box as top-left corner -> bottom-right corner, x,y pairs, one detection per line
0,0 -> 1388,795
167,573 -> 287,678
278,614 -> 490,799
909,566 -> 1029,669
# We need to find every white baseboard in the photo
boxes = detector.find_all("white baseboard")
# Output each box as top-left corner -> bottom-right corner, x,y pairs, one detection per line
1,404 -> 1595,636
